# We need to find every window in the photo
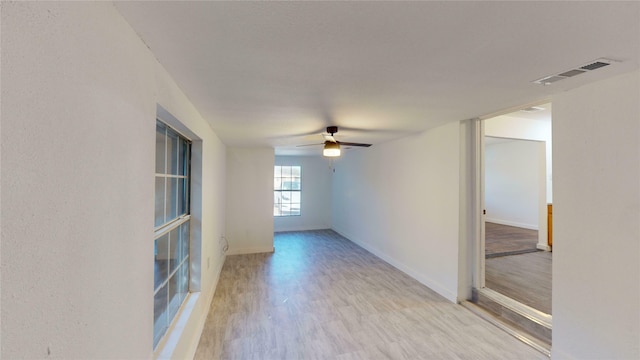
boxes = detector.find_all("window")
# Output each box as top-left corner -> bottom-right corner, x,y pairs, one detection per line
274,165 -> 301,216
154,120 -> 191,348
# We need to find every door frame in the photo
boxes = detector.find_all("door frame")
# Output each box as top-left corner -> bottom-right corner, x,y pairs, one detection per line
467,99 -> 552,296
472,118 -> 486,290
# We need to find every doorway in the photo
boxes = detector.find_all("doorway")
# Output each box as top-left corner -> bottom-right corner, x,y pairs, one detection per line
483,135 -> 551,314
480,103 -> 552,314
469,103 -> 553,349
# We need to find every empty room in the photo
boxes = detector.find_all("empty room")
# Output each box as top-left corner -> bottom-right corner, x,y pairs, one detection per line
2,1 -> 639,359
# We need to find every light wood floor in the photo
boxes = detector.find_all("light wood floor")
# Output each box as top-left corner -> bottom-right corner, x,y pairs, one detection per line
485,251 -> 552,314
484,222 -> 552,314
485,222 -> 538,258
194,230 -> 546,359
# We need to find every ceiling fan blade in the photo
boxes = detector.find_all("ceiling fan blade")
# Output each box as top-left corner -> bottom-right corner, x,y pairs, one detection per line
337,142 -> 372,147
296,143 -> 324,147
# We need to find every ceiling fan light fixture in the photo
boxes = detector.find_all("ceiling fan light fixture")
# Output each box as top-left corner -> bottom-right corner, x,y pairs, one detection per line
323,141 -> 341,157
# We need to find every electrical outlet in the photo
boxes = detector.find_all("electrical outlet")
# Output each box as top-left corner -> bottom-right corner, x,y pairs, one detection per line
207,257 -> 210,270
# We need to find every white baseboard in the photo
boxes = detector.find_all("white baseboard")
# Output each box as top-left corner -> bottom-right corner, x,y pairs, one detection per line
274,225 -> 330,233
537,244 -> 551,251
226,246 -> 274,255
486,218 -> 538,230
333,228 -> 458,304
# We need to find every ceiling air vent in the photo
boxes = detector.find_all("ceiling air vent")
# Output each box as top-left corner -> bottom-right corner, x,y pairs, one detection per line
533,75 -> 567,85
557,69 -> 586,77
533,58 -> 619,85
580,61 -> 610,71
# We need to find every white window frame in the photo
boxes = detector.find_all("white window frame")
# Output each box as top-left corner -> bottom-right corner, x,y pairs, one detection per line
153,119 -> 192,349
274,165 -> 302,217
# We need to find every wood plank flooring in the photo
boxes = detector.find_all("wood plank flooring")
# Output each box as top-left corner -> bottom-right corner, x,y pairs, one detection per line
194,230 -> 546,359
485,222 -> 538,258
485,251 -> 552,314
484,222 -> 552,314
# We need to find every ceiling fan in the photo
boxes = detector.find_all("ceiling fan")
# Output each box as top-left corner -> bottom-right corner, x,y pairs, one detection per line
298,126 -> 372,157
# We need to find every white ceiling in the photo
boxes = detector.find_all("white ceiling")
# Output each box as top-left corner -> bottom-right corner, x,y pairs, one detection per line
115,1 -> 640,156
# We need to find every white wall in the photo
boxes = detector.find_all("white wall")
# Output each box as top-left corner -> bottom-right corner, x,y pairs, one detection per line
226,148 -> 275,255
484,139 -> 542,230
485,114 -> 553,202
274,156 -> 332,232
552,70 -> 640,359
1,2 -> 227,359
332,121 -> 461,302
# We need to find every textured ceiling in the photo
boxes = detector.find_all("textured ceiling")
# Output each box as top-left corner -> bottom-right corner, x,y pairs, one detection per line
115,1 -> 640,156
